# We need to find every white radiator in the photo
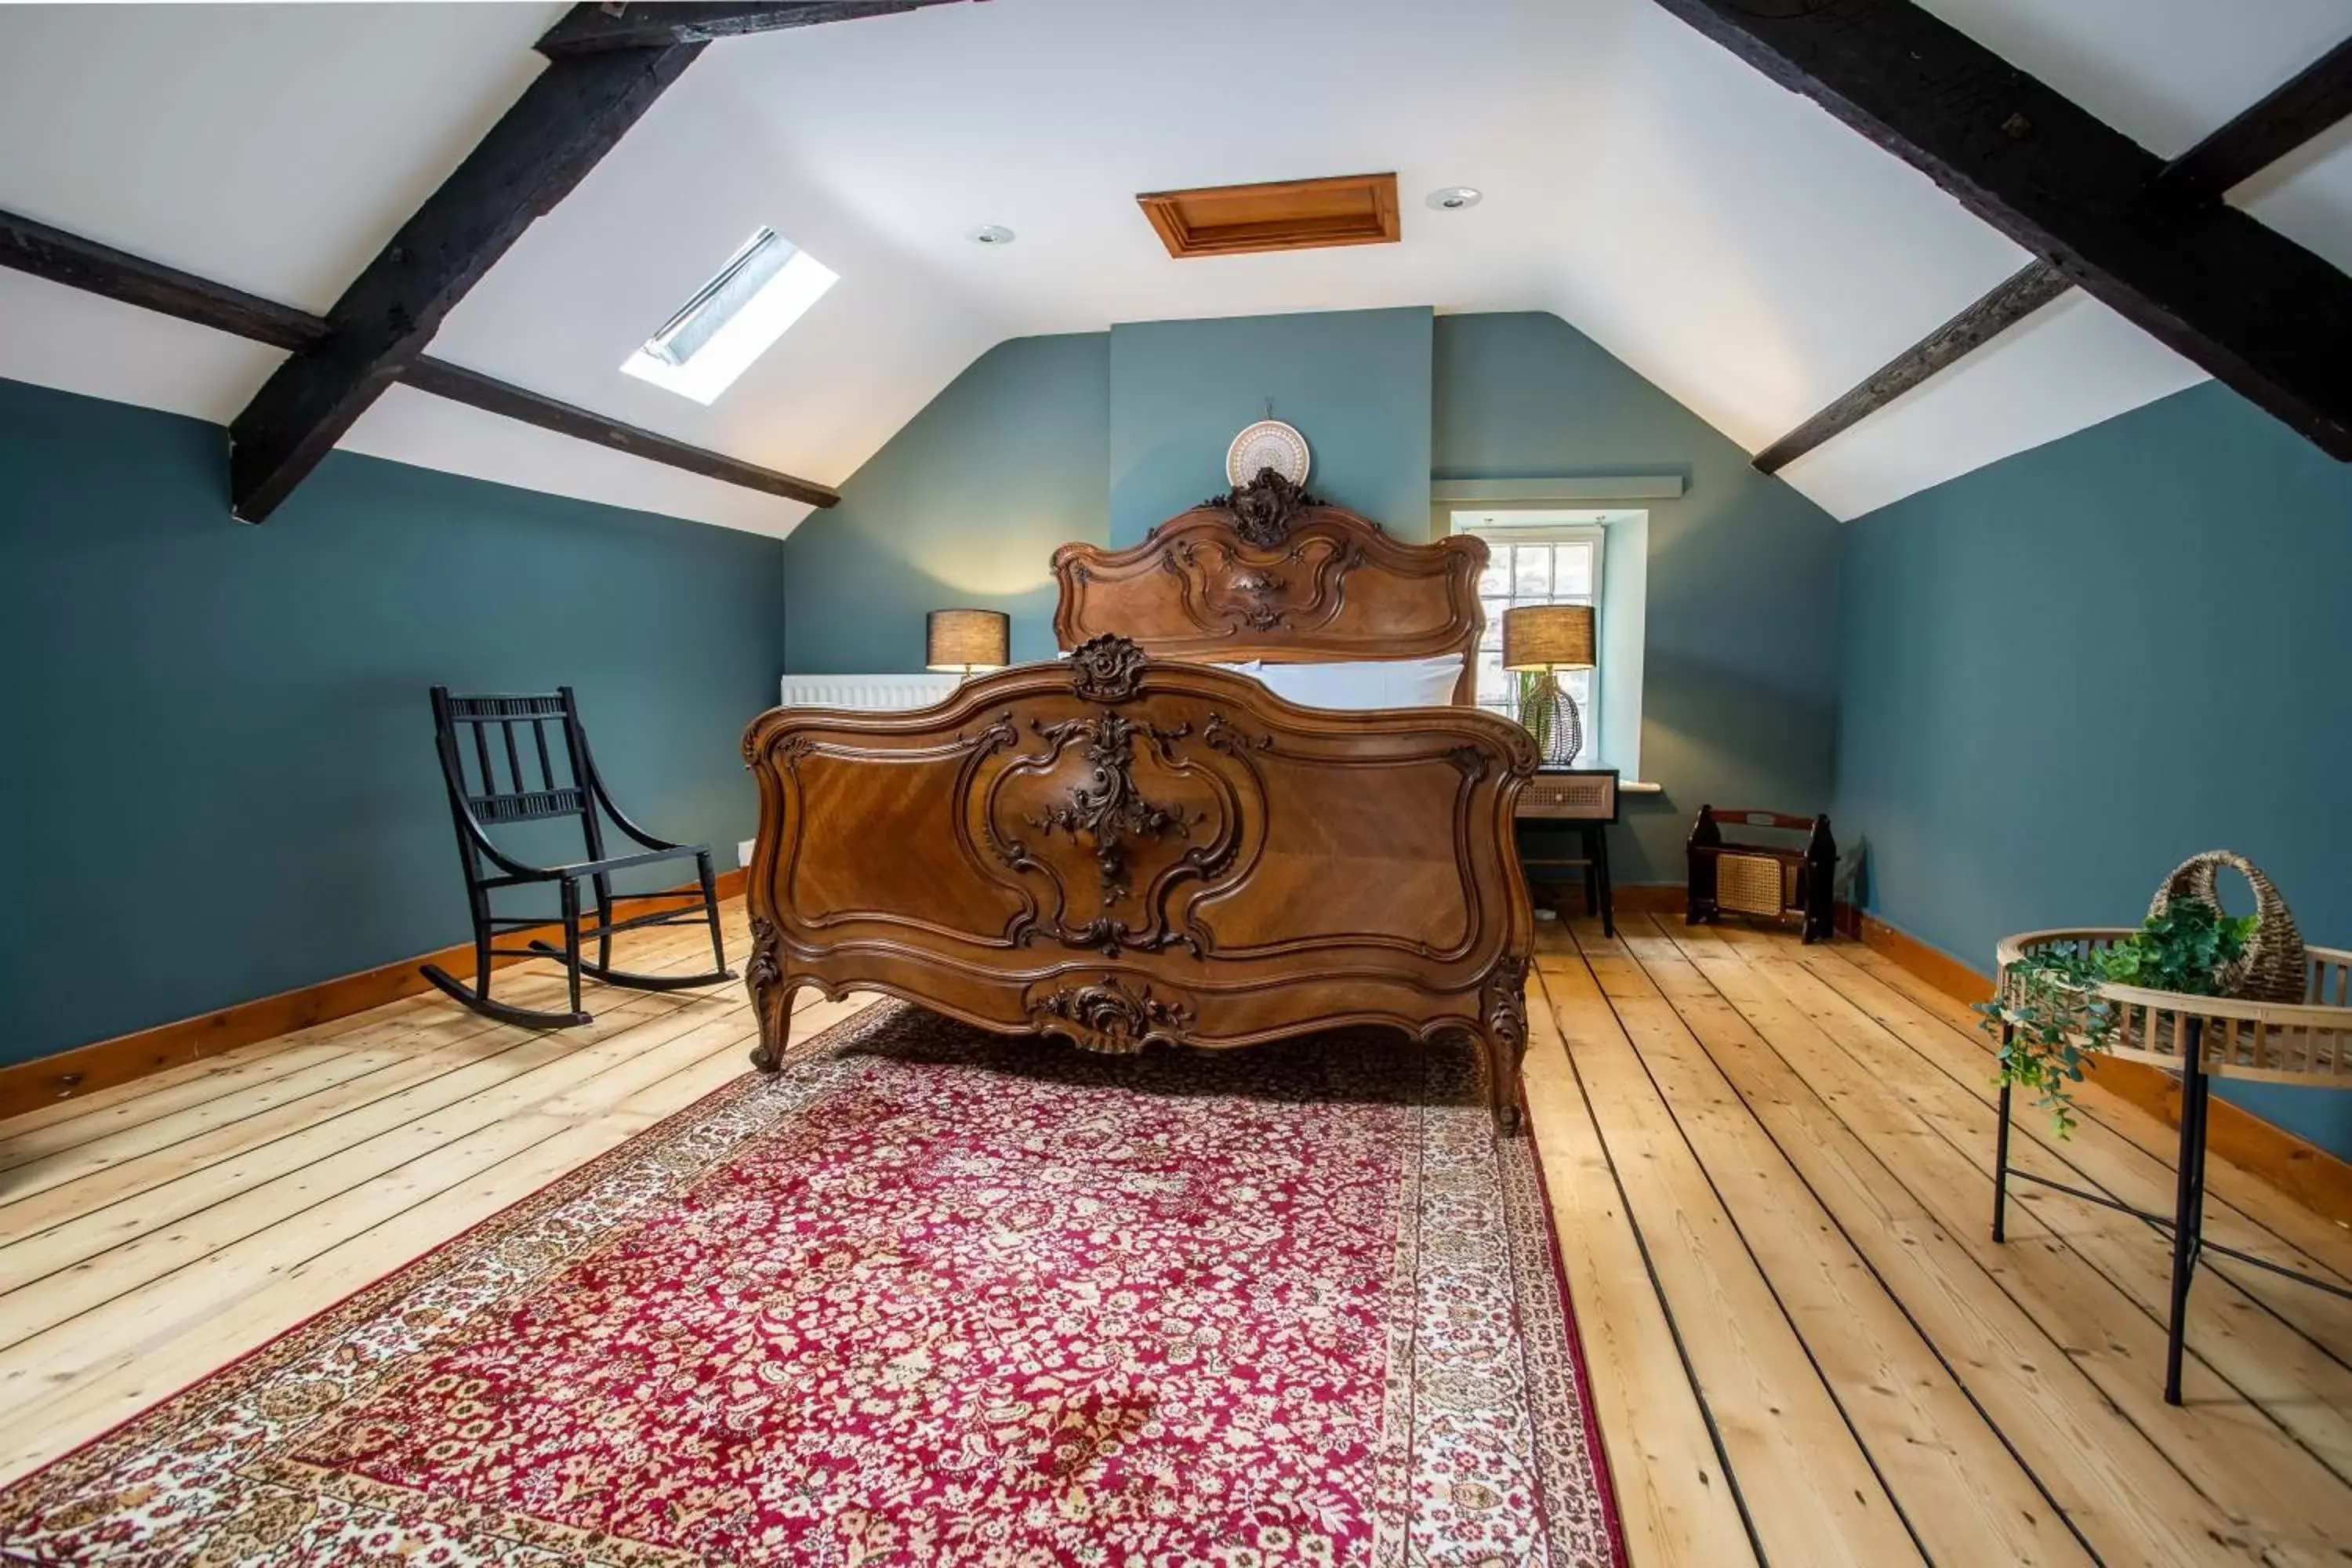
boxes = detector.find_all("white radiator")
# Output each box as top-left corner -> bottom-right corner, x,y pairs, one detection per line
778,673 -> 961,712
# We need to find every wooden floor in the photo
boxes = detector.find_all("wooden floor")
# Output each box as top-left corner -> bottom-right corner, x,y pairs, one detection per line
5,902 -> 2351,1566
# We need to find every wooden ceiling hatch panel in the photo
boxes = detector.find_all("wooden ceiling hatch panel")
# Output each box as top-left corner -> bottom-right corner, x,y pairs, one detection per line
1137,172 -> 1400,259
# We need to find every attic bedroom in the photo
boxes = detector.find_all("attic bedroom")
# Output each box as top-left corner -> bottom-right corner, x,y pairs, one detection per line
5,2 -> 2352,1563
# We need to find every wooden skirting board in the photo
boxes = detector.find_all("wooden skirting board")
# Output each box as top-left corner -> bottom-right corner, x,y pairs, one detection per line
1610,884 -> 1688,915
0,869 -> 746,1123
1837,902 -> 2352,1231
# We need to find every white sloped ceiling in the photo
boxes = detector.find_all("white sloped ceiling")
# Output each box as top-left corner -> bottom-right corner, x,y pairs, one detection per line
1,0 -> 2347,533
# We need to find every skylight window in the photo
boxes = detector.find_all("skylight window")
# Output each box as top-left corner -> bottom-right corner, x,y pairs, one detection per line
620,227 -> 837,405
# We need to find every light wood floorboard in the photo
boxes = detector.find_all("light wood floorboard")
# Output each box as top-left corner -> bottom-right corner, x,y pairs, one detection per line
4,902 -> 2350,1566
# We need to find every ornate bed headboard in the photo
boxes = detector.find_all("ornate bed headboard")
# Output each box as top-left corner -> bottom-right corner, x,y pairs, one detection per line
1051,470 -> 1489,705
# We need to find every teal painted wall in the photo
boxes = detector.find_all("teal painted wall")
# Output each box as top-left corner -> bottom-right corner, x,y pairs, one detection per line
1108,307 -> 1434,546
780,310 -> 1436,670
0,376 -> 786,1069
1433,312 -> 1845,883
782,332 -> 1109,673
1835,380 -> 2352,1156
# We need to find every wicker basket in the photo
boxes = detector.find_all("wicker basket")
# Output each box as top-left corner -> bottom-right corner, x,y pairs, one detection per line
2146,851 -> 2305,1004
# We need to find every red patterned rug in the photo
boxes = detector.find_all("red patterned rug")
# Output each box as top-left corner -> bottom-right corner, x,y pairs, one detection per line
3,1004 -> 1627,1566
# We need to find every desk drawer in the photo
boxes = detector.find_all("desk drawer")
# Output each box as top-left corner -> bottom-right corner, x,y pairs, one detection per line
1520,771 -> 1617,820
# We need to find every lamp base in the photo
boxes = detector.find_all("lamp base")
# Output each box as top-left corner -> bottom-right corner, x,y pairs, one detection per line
1518,670 -> 1584,768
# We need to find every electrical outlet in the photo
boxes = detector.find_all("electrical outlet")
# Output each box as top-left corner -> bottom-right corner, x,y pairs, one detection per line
738,838 -> 756,869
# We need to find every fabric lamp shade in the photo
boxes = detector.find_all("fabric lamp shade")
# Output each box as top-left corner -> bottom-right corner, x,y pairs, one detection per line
1501,603 -> 1595,671
926,608 -> 1010,672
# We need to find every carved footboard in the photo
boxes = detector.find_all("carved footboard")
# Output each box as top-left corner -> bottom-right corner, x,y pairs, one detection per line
741,634 -> 1538,1131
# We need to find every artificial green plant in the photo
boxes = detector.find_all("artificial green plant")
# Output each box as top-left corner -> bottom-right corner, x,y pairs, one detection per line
1973,898 -> 2256,1136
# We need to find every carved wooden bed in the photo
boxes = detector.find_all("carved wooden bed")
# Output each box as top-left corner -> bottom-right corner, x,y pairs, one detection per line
740,473 -> 1538,1131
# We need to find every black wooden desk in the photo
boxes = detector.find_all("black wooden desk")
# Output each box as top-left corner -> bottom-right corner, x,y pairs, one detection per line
1515,768 -> 1620,937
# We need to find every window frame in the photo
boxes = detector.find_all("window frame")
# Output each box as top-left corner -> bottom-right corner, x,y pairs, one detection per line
1459,522 -> 1606,768
1446,505 -> 1645,779
619,226 -> 838,405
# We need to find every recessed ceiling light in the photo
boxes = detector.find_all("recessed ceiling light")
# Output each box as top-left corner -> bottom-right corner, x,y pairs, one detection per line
966,223 -> 1016,245
1425,186 -> 1483,211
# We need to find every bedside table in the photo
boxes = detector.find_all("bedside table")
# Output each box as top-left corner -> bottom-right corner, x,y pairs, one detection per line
1517,768 -> 1619,938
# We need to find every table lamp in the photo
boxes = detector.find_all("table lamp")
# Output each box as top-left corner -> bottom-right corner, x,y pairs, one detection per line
926,608 -> 1011,681
1502,603 -> 1595,768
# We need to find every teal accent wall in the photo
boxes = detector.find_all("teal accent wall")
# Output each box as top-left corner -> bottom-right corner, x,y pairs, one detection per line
1433,312 -> 1845,883
1108,307 -> 1434,546
781,310 -> 1437,670
1835,380 -> 2352,1156
782,332 -> 1109,673
0,376 -> 785,1070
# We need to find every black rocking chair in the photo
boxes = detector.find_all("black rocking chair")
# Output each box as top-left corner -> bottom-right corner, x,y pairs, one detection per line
421,686 -> 733,1029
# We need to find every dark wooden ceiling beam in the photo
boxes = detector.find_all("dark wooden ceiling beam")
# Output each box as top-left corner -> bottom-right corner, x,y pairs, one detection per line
1653,0 -> 2352,462
0,208 -> 326,354
223,1 -> 966,521
2157,34 -> 2352,203
227,43 -> 704,521
0,206 -> 837,510
535,2 -> 962,55
1753,259 -> 2067,474
1748,27 -> 2352,474
402,358 -> 839,507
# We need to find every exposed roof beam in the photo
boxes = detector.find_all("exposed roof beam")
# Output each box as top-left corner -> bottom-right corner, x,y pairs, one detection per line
1752,259 -> 2068,475
2158,34 -> 2352,204
1652,0 -> 2352,462
535,2 -> 964,56
1748,28 -> 2352,475
401,358 -> 839,508
0,206 -> 839,511
0,208 -> 326,354
224,2 -> 966,522
227,44 -> 704,521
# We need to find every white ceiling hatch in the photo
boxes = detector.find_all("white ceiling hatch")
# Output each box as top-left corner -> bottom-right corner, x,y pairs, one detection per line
0,0 -> 2347,533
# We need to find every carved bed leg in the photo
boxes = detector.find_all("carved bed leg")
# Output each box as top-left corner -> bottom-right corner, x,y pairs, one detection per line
1481,956 -> 1532,1137
746,915 -> 793,1073
1479,1026 -> 1526,1136
751,993 -> 795,1073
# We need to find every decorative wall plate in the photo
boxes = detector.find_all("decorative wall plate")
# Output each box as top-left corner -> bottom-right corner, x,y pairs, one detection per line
1226,419 -> 1312,488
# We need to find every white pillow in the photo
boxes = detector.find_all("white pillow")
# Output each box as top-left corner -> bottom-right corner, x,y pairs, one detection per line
1245,654 -> 1465,711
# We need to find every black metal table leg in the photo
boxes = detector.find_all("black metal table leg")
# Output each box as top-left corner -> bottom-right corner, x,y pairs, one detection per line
1995,1009 -> 2352,1402
2164,1018 -> 2209,1406
1992,1044 -> 2013,1243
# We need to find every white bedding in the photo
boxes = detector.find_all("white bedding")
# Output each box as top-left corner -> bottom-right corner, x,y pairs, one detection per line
777,656 -> 1468,715
1202,653 -> 1465,711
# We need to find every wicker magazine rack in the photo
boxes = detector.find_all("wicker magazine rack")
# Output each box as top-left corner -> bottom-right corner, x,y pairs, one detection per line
1987,852 -> 2352,1404
1685,806 -> 1836,944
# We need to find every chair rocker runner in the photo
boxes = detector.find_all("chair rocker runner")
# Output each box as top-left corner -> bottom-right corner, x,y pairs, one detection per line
423,686 -> 733,1029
